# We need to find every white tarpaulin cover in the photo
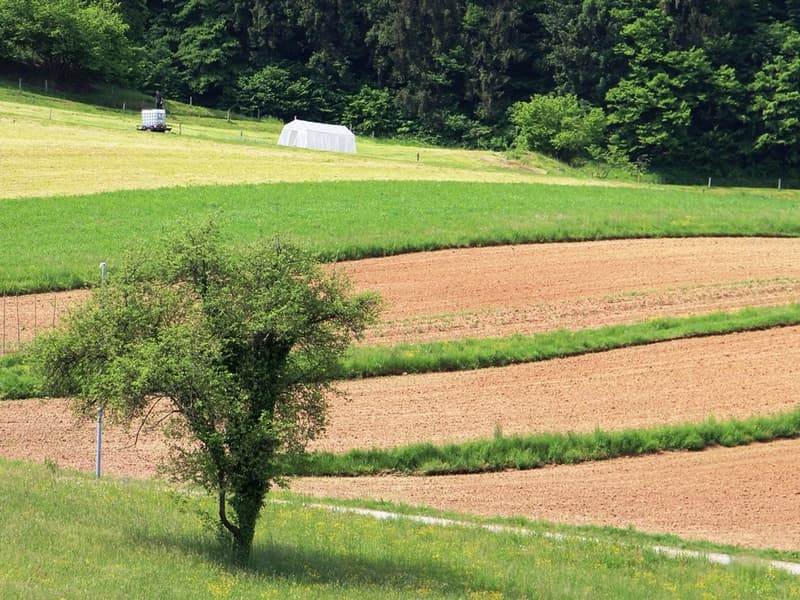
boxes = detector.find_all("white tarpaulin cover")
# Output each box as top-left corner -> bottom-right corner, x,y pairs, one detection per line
277,119 -> 357,154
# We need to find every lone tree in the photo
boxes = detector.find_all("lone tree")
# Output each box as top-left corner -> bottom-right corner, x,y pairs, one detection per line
32,224 -> 380,560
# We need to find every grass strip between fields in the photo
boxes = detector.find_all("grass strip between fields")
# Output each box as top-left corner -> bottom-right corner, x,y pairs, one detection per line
338,304 -> 800,378
288,409 -> 800,477
3,303 -> 800,400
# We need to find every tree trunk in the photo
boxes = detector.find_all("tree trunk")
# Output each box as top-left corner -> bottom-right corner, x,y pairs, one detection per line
230,489 -> 264,562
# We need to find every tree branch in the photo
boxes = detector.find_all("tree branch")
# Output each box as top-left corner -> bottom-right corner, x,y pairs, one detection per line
218,488 -> 241,540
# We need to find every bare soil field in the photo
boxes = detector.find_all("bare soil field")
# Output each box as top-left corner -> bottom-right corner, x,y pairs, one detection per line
6,238 -> 800,352
321,327 -> 800,451
340,237 -> 800,344
0,289 -> 90,354
0,397 -> 165,478
292,439 -> 800,551
3,326 -> 799,473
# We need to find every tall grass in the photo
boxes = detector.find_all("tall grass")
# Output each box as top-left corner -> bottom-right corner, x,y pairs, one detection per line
290,409 -> 800,476
2,180 -> 800,293
1,459 -> 796,598
339,304 -> 800,378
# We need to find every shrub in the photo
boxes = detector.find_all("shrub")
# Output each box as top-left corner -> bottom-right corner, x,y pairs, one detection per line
342,86 -> 400,136
0,0 -> 131,80
238,65 -> 330,122
510,94 -> 606,163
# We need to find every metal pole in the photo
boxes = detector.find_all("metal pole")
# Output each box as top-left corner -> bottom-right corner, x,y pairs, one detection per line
778,178 -> 782,190
95,406 -> 104,479
96,262 -> 108,479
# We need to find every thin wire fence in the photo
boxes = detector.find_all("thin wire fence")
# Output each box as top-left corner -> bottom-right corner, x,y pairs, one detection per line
0,291 -> 82,356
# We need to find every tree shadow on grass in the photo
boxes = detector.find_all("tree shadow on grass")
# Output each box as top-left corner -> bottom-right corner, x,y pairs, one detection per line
127,527 -> 505,596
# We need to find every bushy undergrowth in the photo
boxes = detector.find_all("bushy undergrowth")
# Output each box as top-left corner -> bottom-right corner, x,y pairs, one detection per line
0,354 -> 40,399
339,304 -> 800,378
290,409 -> 800,477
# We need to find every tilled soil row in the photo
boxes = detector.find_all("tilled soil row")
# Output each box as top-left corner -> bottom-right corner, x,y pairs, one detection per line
292,439 -> 800,551
4,238 -> 800,353
336,237 -> 800,345
321,326 -> 800,451
2,327 -> 799,475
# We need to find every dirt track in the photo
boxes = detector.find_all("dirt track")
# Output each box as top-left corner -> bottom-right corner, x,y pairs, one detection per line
322,326 -> 800,451
4,238 -> 800,353
293,439 -> 800,551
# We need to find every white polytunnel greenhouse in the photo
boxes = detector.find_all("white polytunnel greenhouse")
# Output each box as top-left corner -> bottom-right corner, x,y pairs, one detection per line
277,119 -> 357,154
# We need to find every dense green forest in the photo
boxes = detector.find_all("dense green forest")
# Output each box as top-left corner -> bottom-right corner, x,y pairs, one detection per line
2,0 -> 800,172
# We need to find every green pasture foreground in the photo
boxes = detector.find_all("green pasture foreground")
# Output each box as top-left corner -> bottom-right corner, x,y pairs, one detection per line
2,180 -> 800,293
0,460 -> 796,599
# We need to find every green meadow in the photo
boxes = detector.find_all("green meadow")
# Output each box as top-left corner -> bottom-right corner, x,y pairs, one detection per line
2,180 -> 800,293
0,459 -> 796,599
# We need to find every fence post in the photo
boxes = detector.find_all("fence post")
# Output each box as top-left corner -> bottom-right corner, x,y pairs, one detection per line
44,79 -> 48,95
778,178 -> 783,190
707,177 -> 712,188
18,77 -> 21,92
189,95 -> 193,106
96,262 -> 109,479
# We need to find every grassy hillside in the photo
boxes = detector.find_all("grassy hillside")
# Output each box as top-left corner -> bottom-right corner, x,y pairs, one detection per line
0,459 -> 796,599
0,84 -> 587,200
2,180 -> 799,293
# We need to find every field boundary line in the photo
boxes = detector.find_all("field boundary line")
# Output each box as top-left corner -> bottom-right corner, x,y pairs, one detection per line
276,500 -> 800,577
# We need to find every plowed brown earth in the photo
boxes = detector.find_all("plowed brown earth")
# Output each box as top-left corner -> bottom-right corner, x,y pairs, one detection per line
292,439 -> 800,551
3,327 -> 799,476
5,238 -> 800,353
338,237 -> 800,345
320,326 -> 800,451
0,398 -> 172,479
0,289 -> 89,355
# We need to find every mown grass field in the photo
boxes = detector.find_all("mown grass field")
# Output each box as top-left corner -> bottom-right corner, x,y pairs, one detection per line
2,180 -> 800,293
0,459 -> 796,599
0,84 -> 584,200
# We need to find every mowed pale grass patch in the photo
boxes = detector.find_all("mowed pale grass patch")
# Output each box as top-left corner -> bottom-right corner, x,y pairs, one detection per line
0,89 -> 569,200
2,180 -> 800,293
0,459 -> 795,599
